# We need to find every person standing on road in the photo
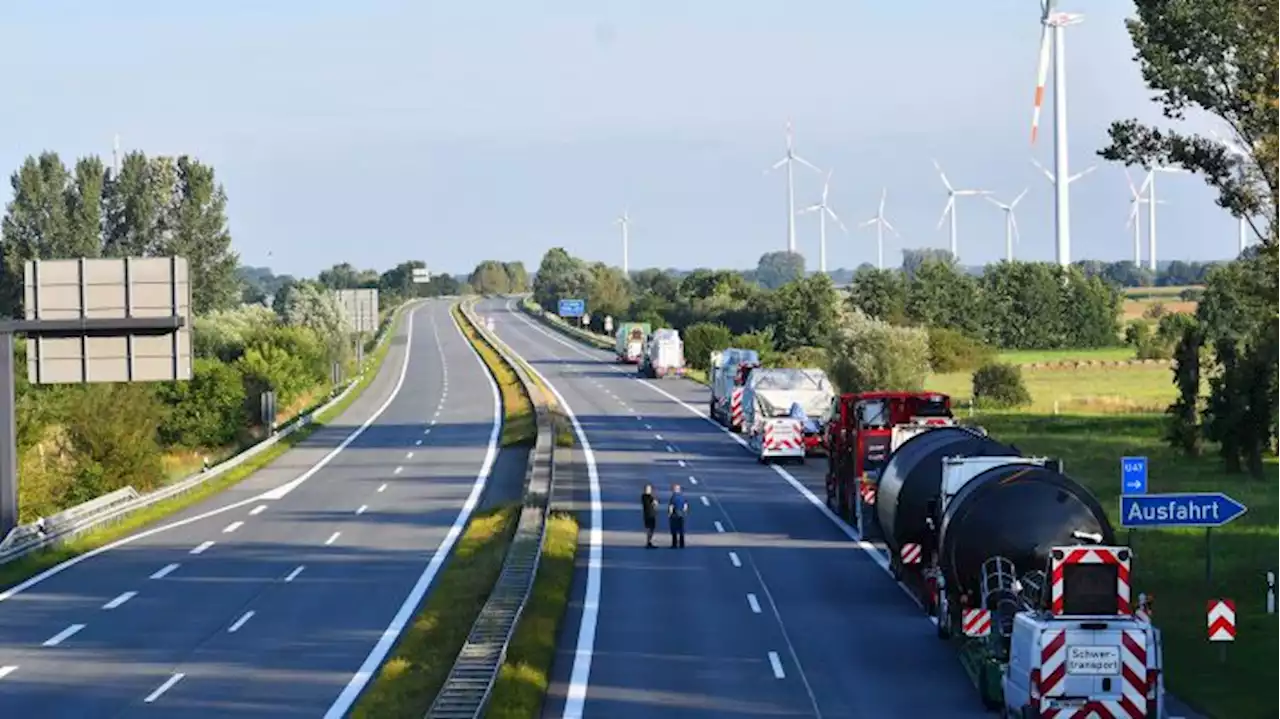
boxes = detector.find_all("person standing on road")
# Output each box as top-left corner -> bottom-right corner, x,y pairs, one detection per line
641,484 -> 659,548
668,483 -> 689,548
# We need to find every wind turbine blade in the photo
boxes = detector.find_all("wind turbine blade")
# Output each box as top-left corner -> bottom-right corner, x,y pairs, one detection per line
793,154 -> 822,173
882,218 -> 900,237
1124,168 -> 1140,197
799,203 -> 821,214
878,187 -> 887,215
935,198 -> 954,230
1010,213 -> 1021,244
1137,170 -> 1153,196
827,207 -> 849,233
1126,201 -> 1139,227
767,157 -> 787,172
1011,187 -> 1029,206
858,217 -> 878,228
1070,164 -> 1099,182
1030,157 -> 1054,183
932,159 -> 954,191
1030,22 -> 1052,145
984,196 -> 1005,209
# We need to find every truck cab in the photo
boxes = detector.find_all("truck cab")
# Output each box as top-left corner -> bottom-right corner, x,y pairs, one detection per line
824,391 -> 954,521
1002,546 -> 1165,718
709,349 -> 761,431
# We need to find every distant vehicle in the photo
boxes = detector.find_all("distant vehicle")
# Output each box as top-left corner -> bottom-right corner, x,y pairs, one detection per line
708,348 -> 761,433
640,328 -> 686,379
614,322 -> 651,364
740,367 -> 833,463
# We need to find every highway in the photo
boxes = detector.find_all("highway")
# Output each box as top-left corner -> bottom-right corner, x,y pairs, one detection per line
0,299 -> 503,718
479,297 -> 989,719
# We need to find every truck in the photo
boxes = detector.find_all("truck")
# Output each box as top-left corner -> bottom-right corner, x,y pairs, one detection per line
740,367 -> 834,464
640,328 -> 686,378
709,348 -> 761,432
614,322 -> 651,364
823,390 -> 1166,715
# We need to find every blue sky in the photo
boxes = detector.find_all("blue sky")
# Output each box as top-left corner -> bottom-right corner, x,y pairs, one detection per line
0,1 -> 1241,277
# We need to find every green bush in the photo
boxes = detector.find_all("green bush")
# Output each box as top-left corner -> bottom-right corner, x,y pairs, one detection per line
682,322 -> 733,371
827,308 -> 930,394
927,327 -> 997,373
60,385 -> 166,503
157,358 -> 249,449
776,345 -> 829,371
971,362 -> 1031,409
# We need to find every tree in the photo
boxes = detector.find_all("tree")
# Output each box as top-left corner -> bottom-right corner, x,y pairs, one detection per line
586,263 -> 631,327
503,261 -> 529,292
318,263 -> 376,290
378,260 -> 428,302
827,306 -> 930,394
532,248 -> 592,311
682,322 -> 733,371
1165,321 -> 1203,456
846,266 -> 907,324
902,248 -> 955,278
165,157 -> 240,314
770,274 -> 839,351
0,153 -> 73,314
755,251 -> 804,290
469,260 -> 513,295
103,151 -> 177,258
64,156 -> 106,261
904,259 -> 985,338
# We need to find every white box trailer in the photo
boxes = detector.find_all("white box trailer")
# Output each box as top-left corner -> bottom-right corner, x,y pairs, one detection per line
709,348 -> 761,432
641,328 -> 686,378
741,367 -> 834,462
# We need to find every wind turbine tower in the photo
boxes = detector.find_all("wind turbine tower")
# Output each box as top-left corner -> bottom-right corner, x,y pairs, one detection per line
1210,128 -> 1254,254
1029,0 -> 1084,267
616,210 -> 631,275
934,159 -> 991,260
112,134 -> 121,177
799,170 -> 848,273
1125,170 -> 1153,265
858,188 -> 899,270
1142,166 -> 1186,272
766,120 -> 821,254
985,189 -> 1029,262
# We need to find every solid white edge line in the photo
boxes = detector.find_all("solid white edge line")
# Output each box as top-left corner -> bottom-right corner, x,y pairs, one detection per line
144,673 -> 185,703
150,563 -> 180,579
495,299 -> 602,719
747,593 -> 762,614
768,651 -> 786,679
102,591 -> 137,609
0,303 -> 424,605
228,610 -> 255,633
0,665 -> 16,680
42,623 -> 85,647
323,300 -> 501,719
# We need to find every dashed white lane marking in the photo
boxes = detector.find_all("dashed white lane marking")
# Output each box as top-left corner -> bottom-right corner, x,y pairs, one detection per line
677,460 -> 687,468
249,505 -> 266,516
144,673 -> 185,703
378,483 -> 388,493
714,521 -> 725,533
423,428 -> 431,435
393,466 -> 404,475
747,594 -> 762,614
644,424 -> 652,430
102,591 -> 137,609
284,565 -> 305,582
701,496 -> 711,506
356,505 -> 368,515
405,452 -> 414,459
430,419 -> 438,426
768,651 -> 786,679
228,610 -> 255,633
190,541 -> 214,555
654,433 -> 664,441
324,532 -> 341,546
415,439 -> 423,446
42,624 -> 85,647
729,552 -> 741,567
689,476 -> 698,485
666,445 -> 675,453
223,521 -> 244,534
150,563 -> 180,579
0,666 -> 16,680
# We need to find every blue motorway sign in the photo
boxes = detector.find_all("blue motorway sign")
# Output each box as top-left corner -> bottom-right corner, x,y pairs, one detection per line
1121,456 -> 1148,495
1120,492 -> 1247,529
558,298 -> 586,318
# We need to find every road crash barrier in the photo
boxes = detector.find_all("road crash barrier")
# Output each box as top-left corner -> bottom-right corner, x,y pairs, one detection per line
518,296 -> 614,351
427,299 -> 556,719
0,301 -> 414,567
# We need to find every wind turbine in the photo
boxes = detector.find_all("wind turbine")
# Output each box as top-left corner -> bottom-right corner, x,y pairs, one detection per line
1210,128 -> 1254,253
1140,165 -> 1187,272
1124,170 -> 1153,265
615,210 -> 631,275
985,189 -> 1029,262
111,134 -> 121,177
799,170 -> 848,274
766,120 -> 822,254
858,188 -> 899,270
1029,0 -> 1085,267
934,159 -> 991,260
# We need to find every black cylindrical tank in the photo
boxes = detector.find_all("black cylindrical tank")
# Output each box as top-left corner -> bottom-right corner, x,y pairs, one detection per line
876,427 -> 1019,558
938,463 -> 1116,601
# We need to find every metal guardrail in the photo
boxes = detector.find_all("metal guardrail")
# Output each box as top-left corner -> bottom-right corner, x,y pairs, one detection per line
0,301 -> 415,566
426,299 -> 555,719
517,297 -> 613,351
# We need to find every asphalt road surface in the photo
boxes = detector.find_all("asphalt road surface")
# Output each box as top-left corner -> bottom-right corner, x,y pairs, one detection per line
479,297 -> 990,719
0,299 -> 502,718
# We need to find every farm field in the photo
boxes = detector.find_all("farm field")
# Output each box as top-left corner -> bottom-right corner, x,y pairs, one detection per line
970,413 -> 1277,719
1122,284 -> 1201,321
929,362 -> 1176,414
995,346 -> 1139,365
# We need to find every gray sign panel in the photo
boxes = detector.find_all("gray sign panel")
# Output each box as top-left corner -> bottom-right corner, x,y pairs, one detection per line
336,288 -> 379,334
24,257 -> 192,384
412,267 -> 431,284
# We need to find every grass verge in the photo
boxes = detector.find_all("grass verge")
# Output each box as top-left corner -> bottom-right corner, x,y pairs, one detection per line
929,362 -> 1176,414
968,412 -> 1277,719
484,512 -> 581,719
0,303 -> 410,592
455,303 -> 535,447
351,503 -> 521,718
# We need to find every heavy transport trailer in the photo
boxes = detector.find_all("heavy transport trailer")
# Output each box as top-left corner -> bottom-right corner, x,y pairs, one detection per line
639,328 -> 687,378
708,348 -> 761,432
824,392 -> 1166,715
740,367 -> 834,463
614,322 -> 651,364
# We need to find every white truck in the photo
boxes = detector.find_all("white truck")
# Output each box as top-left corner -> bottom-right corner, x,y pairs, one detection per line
614,322 -> 651,364
640,328 -> 686,378
740,367 -> 834,463
709,348 -> 761,432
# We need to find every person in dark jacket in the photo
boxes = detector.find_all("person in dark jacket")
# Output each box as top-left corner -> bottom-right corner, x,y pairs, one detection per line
668,483 -> 689,548
641,484 -> 659,548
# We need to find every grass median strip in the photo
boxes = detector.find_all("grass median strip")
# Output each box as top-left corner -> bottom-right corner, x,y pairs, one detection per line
351,503 -> 520,719
485,511 -> 581,719
454,303 -> 535,447
0,303 -> 411,592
